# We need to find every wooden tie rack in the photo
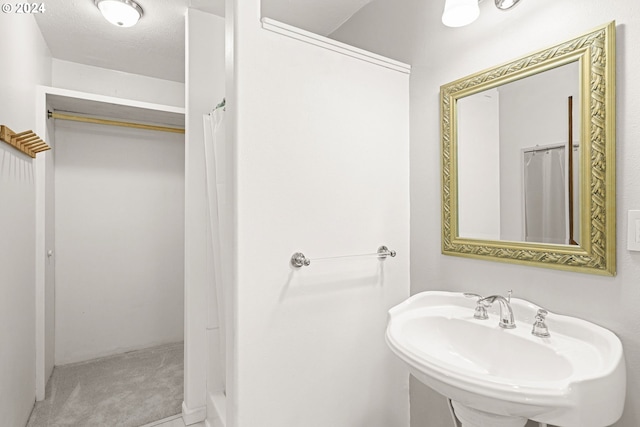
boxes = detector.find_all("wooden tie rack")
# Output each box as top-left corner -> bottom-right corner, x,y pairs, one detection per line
0,125 -> 50,158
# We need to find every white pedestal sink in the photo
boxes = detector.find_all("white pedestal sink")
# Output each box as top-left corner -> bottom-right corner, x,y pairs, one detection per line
385,291 -> 626,427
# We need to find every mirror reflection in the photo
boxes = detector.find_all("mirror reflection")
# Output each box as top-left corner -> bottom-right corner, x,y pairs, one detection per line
457,62 -> 580,245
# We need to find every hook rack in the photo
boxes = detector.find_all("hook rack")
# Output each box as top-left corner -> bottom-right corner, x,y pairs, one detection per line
291,245 -> 396,268
0,125 -> 50,158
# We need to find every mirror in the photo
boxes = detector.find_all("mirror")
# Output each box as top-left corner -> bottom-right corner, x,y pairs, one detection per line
457,61 -> 581,245
440,22 -> 616,275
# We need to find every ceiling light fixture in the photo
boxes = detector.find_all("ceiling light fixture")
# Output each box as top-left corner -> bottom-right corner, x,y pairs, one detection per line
95,0 -> 143,28
495,0 -> 522,10
442,0 -> 523,27
442,0 -> 480,28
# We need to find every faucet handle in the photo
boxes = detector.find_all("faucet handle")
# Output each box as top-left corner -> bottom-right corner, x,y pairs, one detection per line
464,293 -> 490,306
463,293 -> 489,320
532,309 -> 550,337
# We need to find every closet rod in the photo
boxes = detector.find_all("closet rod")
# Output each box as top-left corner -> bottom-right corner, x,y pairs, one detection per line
48,111 -> 185,134
524,143 -> 579,154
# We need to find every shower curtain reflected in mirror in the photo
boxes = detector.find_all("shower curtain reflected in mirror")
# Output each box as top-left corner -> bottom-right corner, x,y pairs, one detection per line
523,146 -> 567,244
203,104 -> 227,394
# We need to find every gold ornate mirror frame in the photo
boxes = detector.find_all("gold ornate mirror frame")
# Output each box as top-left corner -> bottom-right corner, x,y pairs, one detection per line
440,22 -> 616,276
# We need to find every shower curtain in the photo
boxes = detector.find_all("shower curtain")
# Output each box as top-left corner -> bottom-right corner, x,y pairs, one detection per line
523,146 -> 567,244
203,102 -> 227,392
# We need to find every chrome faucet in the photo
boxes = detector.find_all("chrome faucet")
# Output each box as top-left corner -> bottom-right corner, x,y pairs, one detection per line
478,293 -> 516,329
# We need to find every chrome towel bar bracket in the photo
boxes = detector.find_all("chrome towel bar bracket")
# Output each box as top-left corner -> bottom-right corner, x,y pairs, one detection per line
290,245 -> 396,268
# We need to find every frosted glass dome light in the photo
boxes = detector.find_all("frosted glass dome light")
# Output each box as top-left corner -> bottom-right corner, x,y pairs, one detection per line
95,0 -> 143,28
442,0 -> 480,27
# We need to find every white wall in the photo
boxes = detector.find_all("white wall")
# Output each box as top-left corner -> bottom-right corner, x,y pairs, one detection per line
54,120 -> 184,364
184,8 -> 226,423
52,59 -> 185,108
332,1 -> 640,426
227,2 -> 411,426
457,88 -> 501,240
498,62 -> 579,241
0,14 -> 51,427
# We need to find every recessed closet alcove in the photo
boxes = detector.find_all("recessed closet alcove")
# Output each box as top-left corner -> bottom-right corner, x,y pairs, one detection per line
33,86 -> 186,422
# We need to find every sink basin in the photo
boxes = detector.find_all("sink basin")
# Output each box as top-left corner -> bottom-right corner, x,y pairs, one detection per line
386,291 -> 626,427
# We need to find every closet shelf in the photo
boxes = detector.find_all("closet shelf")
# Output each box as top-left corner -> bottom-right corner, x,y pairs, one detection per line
0,125 -> 50,158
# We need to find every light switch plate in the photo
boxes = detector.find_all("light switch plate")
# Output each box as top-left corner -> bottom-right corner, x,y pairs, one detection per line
628,210 -> 640,251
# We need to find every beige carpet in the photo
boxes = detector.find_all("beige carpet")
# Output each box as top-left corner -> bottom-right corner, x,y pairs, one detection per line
27,342 -> 184,427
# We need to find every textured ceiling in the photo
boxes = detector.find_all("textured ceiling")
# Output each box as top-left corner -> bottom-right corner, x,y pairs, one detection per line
34,0 -> 371,83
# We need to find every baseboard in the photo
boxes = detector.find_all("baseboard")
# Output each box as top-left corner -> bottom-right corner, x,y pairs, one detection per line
140,414 -> 183,427
56,341 -> 184,367
206,391 -> 226,427
182,401 -> 207,425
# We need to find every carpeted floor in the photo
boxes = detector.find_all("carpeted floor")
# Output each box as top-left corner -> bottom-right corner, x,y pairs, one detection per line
27,342 -> 184,427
